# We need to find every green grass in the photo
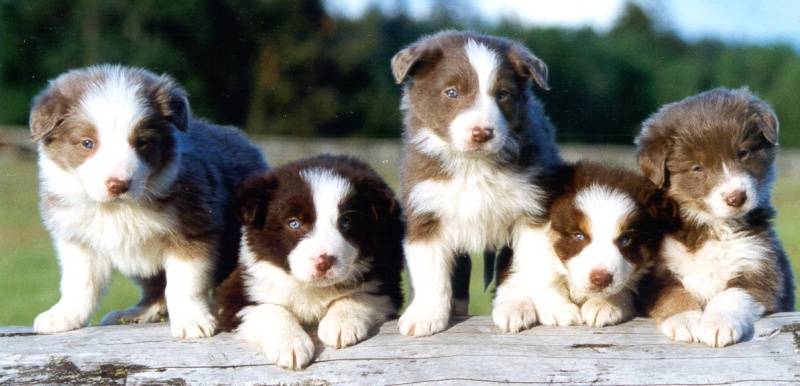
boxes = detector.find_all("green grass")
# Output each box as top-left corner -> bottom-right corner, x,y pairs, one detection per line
1,158 -> 798,326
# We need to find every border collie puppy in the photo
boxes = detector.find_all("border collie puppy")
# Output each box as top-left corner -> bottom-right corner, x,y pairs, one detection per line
30,65 -> 267,339
493,162 -> 676,331
636,88 -> 794,347
391,30 -> 569,337
214,155 -> 404,370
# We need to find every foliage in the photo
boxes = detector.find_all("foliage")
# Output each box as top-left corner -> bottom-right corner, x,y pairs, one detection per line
1,1 -> 799,144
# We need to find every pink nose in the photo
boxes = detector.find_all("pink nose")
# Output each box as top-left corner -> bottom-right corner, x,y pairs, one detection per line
725,190 -> 747,208
589,269 -> 613,290
106,178 -> 130,195
471,126 -> 494,144
313,254 -> 336,275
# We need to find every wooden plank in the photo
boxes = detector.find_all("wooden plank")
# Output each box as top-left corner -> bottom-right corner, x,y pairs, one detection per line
1,313 -> 798,385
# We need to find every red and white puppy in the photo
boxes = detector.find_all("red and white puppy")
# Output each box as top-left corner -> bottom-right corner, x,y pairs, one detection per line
636,88 -> 794,347
494,162 -> 676,331
214,155 -> 404,370
30,65 -> 266,338
391,31 -> 568,337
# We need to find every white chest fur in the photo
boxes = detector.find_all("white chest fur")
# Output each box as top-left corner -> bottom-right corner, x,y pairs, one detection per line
661,228 -> 770,304
407,160 -> 543,252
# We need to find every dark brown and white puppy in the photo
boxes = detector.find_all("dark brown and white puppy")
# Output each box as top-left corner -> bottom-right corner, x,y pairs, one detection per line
214,155 -> 404,370
392,30 -> 569,337
30,65 -> 267,339
636,88 -> 794,347
494,162 -> 676,331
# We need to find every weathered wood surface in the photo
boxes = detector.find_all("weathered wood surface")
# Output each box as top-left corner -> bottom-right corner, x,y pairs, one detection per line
1,314 -> 798,385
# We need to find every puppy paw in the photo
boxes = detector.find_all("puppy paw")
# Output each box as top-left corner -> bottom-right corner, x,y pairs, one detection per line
581,297 -> 628,327
536,302 -> 582,326
695,312 -> 750,347
659,310 -> 702,343
398,301 -> 449,337
169,305 -> 217,339
33,306 -> 85,334
101,302 -> 167,325
262,331 -> 316,370
492,299 -> 537,333
318,313 -> 372,349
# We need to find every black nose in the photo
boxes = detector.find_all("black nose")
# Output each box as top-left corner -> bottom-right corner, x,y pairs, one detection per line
106,178 -> 130,195
589,269 -> 613,290
725,190 -> 747,208
471,126 -> 494,144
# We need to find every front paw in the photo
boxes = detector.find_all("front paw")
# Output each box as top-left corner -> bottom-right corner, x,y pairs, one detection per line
659,310 -> 702,343
581,297 -> 629,327
398,300 -> 450,337
33,306 -> 85,334
101,302 -> 167,325
318,313 -> 372,348
492,299 -> 537,333
169,304 -> 217,339
695,312 -> 750,347
262,331 -> 316,370
536,302 -> 582,326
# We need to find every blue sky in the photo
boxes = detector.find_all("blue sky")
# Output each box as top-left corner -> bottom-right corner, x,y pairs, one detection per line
324,0 -> 800,50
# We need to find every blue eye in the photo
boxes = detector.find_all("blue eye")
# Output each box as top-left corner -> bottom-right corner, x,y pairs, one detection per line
618,235 -> 632,247
81,139 -> 95,150
444,88 -> 459,98
573,232 -> 586,241
287,218 -> 301,230
338,215 -> 352,230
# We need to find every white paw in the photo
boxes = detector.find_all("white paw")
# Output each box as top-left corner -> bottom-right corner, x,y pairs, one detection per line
262,331 -> 316,370
398,300 -> 450,337
33,306 -> 85,334
581,297 -> 627,327
536,302 -> 582,326
318,313 -> 372,348
695,312 -> 749,347
659,310 -> 702,343
492,299 -> 537,333
169,304 -> 217,339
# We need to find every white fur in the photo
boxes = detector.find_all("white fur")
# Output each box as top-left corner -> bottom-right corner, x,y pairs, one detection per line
580,289 -> 635,327
399,240 -> 453,336
446,40 -> 509,154
695,288 -> 765,347
566,185 -> 637,299
661,227 -> 770,304
237,303 -> 316,370
288,169 -> 359,285
660,310 -> 702,343
164,253 -> 216,339
704,164 -> 758,219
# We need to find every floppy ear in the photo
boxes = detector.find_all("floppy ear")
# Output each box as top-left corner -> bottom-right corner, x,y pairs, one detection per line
642,188 -> 679,228
507,44 -> 550,90
390,42 -> 442,84
367,184 -> 401,223
29,89 -> 67,142
635,126 -> 672,189
747,98 -> 779,145
154,76 -> 190,132
235,173 -> 278,229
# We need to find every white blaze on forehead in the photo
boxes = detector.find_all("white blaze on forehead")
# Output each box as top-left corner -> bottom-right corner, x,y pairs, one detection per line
567,184 -> 638,297
288,168 -> 358,285
464,39 -> 500,97
75,68 -> 151,202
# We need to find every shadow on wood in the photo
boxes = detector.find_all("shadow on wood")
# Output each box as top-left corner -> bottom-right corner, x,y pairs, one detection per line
1,314 -> 799,385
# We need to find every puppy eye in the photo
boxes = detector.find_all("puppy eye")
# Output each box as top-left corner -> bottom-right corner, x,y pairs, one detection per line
444,87 -> 459,99
691,164 -> 705,173
80,139 -> 95,150
496,89 -> 511,101
617,235 -> 632,247
573,232 -> 586,241
287,218 -> 301,230
136,138 -> 153,149
338,215 -> 352,231
737,149 -> 750,160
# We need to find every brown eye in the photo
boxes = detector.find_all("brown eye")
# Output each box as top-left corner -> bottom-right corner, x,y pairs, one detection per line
287,218 -> 301,230
691,164 -> 704,173
573,232 -> 586,241
80,139 -> 95,150
737,149 -> 750,160
444,88 -> 459,99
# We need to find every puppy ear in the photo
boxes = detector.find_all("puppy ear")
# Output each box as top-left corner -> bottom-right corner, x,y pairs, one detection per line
635,126 -> 672,189
29,89 -> 67,142
642,188 -> 679,227
235,173 -> 277,229
391,42 -> 442,84
155,75 -> 190,132
508,44 -> 550,90
747,98 -> 779,145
